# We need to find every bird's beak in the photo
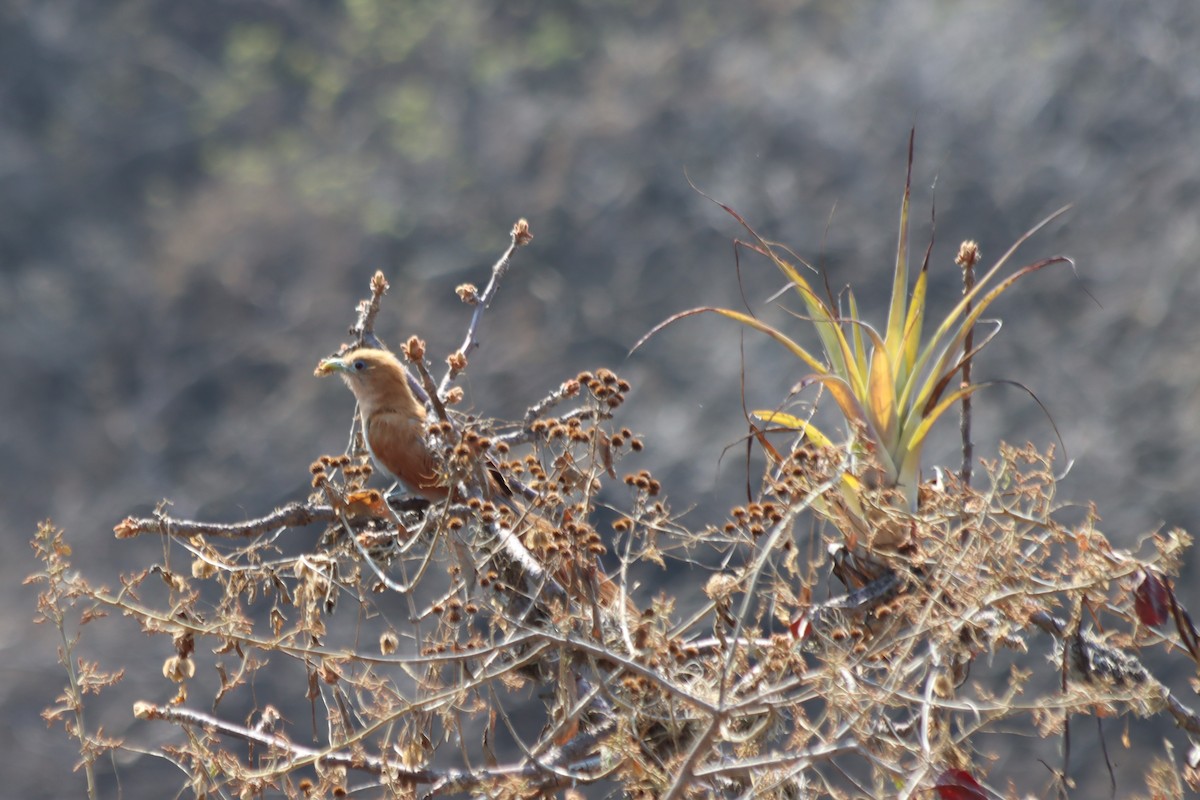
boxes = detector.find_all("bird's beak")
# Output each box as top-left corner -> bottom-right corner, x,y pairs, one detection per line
314,356 -> 348,377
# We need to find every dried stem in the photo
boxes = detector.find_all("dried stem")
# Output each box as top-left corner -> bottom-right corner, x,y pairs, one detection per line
350,270 -> 390,350
523,376 -> 584,426
957,241 -> 980,489
114,500 -> 335,539
437,218 -> 533,398
133,701 -> 605,794
405,339 -> 450,424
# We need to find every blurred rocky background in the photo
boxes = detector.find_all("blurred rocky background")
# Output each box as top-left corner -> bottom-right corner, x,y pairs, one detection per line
5,0 -> 1199,796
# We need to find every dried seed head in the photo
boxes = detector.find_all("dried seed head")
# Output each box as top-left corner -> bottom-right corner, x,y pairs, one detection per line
162,655 -> 195,683
455,283 -> 480,304
370,270 -> 390,295
512,218 -> 533,247
956,240 -> 981,271
705,573 -> 739,604
402,336 -> 426,361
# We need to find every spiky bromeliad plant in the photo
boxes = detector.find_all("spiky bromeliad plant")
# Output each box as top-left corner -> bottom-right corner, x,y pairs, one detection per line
639,134 -> 1072,551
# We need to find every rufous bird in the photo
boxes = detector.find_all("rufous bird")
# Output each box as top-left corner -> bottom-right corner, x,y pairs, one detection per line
317,346 -> 631,613
316,347 -> 451,501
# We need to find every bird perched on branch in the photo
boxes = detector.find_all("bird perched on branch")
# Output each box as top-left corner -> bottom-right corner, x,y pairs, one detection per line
317,346 -> 631,614
316,347 -> 452,501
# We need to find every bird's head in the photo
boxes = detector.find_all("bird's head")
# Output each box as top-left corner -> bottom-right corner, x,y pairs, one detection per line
315,347 -> 420,414
315,347 -> 392,379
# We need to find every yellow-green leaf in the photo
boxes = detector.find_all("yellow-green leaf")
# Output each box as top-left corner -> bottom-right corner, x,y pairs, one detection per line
883,131 -> 914,368
753,410 -> 809,431
867,347 -> 897,450
848,290 -> 868,378
900,258 -> 927,384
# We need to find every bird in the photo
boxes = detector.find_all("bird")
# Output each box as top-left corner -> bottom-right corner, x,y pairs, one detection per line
316,346 -> 632,614
315,347 -> 451,501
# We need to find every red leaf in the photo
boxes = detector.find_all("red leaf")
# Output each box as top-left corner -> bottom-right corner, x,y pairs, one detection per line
935,768 -> 987,800
1134,569 -> 1170,627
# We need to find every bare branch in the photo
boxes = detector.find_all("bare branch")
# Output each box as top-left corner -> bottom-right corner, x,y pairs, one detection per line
114,501 -> 334,539
437,218 -> 533,398
349,270 -> 390,350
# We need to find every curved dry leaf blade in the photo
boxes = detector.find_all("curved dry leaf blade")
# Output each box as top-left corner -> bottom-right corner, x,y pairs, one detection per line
795,374 -> 868,436
632,307 -> 828,374
930,207 -> 1072,352
902,205 -> 1071,389
956,256 -> 1075,344
703,184 -> 834,323
709,189 -> 875,397
902,255 -> 1071,423
748,420 -> 787,466
915,320 -> 1002,418
896,381 -> 995,506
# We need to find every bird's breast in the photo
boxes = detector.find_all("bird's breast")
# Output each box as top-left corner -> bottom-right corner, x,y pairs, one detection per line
363,411 -> 448,501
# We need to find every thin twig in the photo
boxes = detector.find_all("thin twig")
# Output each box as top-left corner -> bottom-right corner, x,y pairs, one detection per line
133,702 -> 430,780
523,375 -> 584,426
350,270 -> 390,350
114,501 -> 336,539
437,218 -> 533,398
404,338 -> 450,423
957,240 -> 979,490
500,407 -> 612,447
133,701 -> 606,795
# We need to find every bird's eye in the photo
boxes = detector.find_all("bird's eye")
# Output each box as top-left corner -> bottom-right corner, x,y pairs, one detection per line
353,359 -> 367,371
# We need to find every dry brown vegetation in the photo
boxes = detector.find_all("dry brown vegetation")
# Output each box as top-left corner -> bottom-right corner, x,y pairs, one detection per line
32,203 -> 1200,799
